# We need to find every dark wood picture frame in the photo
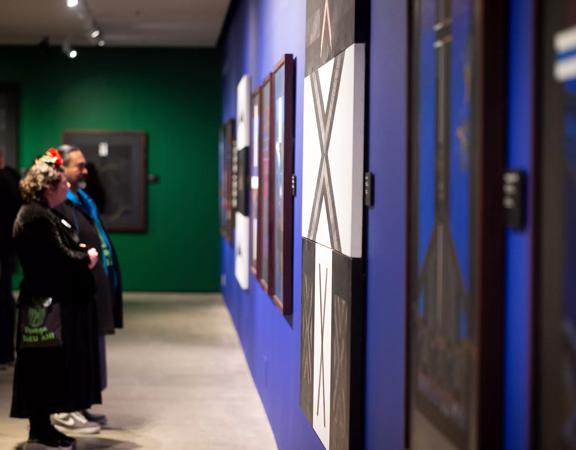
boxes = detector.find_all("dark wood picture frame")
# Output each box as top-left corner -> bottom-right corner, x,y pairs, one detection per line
258,76 -> 274,293
406,0 -> 507,449
62,130 -> 148,233
534,1 -> 576,448
270,54 -> 295,316
0,83 -> 19,169
251,88 -> 261,276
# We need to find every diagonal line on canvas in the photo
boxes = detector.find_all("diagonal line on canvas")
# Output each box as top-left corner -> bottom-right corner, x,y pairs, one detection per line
307,53 -> 345,252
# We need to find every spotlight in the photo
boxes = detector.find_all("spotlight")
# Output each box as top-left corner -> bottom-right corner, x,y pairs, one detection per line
90,29 -> 101,39
62,40 -> 78,59
67,0 -> 79,8
97,40 -> 105,47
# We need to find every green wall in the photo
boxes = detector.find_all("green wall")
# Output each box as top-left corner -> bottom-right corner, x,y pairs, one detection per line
0,46 -> 220,291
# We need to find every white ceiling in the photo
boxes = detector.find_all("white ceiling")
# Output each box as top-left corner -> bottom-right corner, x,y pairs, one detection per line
0,0 -> 232,48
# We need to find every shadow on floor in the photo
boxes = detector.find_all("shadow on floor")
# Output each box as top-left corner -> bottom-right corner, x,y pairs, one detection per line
13,437 -> 141,449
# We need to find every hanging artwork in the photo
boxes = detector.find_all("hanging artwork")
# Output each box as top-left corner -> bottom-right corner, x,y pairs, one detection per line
537,2 -> 576,448
271,55 -> 296,315
301,44 -> 365,259
300,43 -> 365,450
305,0 -> 368,76
408,0 -> 506,448
251,88 -> 261,276
0,83 -> 19,169
220,120 -> 235,242
258,77 -> 274,292
62,130 -> 148,232
235,75 -> 252,290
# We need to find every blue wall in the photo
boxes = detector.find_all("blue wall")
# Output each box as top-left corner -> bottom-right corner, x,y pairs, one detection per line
219,0 -> 408,448
220,0 -> 537,449
504,0 -> 535,448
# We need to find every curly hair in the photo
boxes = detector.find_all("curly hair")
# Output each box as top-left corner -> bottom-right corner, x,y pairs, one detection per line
20,157 -> 63,203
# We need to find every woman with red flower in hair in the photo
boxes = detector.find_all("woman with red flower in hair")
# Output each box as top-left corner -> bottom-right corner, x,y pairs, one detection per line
10,148 -> 101,449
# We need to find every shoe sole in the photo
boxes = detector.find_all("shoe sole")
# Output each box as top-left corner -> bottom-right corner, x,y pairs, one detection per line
53,423 -> 100,434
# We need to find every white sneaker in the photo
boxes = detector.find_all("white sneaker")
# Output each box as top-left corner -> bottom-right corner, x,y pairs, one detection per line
51,411 -> 101,434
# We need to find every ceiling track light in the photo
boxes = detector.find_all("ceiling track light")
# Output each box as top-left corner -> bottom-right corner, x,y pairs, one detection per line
66,0 -> 105,47
62,40 -> 78,59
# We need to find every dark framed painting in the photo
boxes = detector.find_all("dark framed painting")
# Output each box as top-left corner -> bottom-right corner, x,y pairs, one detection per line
536,1 -> 576,448
270,55 -> 296,316
0,83 -> 19,169
251,88 -> 261,276
258,76 -> 274,293
220,120 -> 235,242
62,130 -> 148,232
407,0 -> 507,449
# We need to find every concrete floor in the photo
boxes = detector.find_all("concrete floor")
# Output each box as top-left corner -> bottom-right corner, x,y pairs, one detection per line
0,293 -> 277,450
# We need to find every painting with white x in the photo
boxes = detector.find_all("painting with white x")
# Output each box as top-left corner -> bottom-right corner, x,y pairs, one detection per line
302,43 -> 365,259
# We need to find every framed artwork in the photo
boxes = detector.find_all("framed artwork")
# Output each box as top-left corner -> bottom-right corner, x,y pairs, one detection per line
258,76 -> 274,293
536,2 -> 576,448
235,75 -> 252,290
0,83 -> 19,169
220,120 -> 235,242
62,130 -> 148,232
305,0 -> 369,76
407,0 -> 507,448
300,43 -> 366,450
251,88 -> 261,275
271,55 -> 296,315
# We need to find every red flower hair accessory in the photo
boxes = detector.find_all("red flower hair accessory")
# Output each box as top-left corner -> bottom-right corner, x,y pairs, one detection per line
40,148 -> 64,166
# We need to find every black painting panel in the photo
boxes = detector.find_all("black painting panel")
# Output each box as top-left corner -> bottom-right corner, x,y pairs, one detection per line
237,147 -> 249,216
62,131 -> 147,232
537,1 -> 576,448
330,249 -> 363,450
0,84 -> 19,169
300,237 -> 316,423
305,0 -> 368,76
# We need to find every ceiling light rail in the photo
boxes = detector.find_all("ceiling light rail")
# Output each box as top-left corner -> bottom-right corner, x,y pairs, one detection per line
63,0 -> 105,58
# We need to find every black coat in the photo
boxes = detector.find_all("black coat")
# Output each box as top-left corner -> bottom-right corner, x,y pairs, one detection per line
10,202 -> 101,418
56,201 -> 116,335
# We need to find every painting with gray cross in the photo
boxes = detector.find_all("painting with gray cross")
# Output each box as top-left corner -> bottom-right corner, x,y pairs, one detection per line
299,33 -> 366,450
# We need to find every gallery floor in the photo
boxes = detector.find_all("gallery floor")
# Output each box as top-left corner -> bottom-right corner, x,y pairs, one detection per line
0,293 -> 277,450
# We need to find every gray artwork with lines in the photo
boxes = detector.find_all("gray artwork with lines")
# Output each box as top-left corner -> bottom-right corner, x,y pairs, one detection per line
306,0 -> 358,75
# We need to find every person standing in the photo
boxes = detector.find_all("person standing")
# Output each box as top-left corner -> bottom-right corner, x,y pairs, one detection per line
51,144 -> 123,433
0,149 -> 21,367
11,148 -> 101,449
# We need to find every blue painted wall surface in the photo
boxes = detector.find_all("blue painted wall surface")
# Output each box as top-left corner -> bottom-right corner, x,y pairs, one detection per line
221,0 -> 537,449
504,0 -> 535,448
219,0 -> 408,449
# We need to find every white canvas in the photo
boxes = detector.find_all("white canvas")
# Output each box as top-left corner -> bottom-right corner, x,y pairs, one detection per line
313,242 -> 333,449
235,75 -> 251,289
302,44 -> 365,258
234,212 -> 250,289
236,75 -> 252,149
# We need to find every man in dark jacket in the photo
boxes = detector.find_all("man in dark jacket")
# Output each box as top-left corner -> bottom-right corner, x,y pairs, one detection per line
0,149 -> 21,367
52,144 -> 123,432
